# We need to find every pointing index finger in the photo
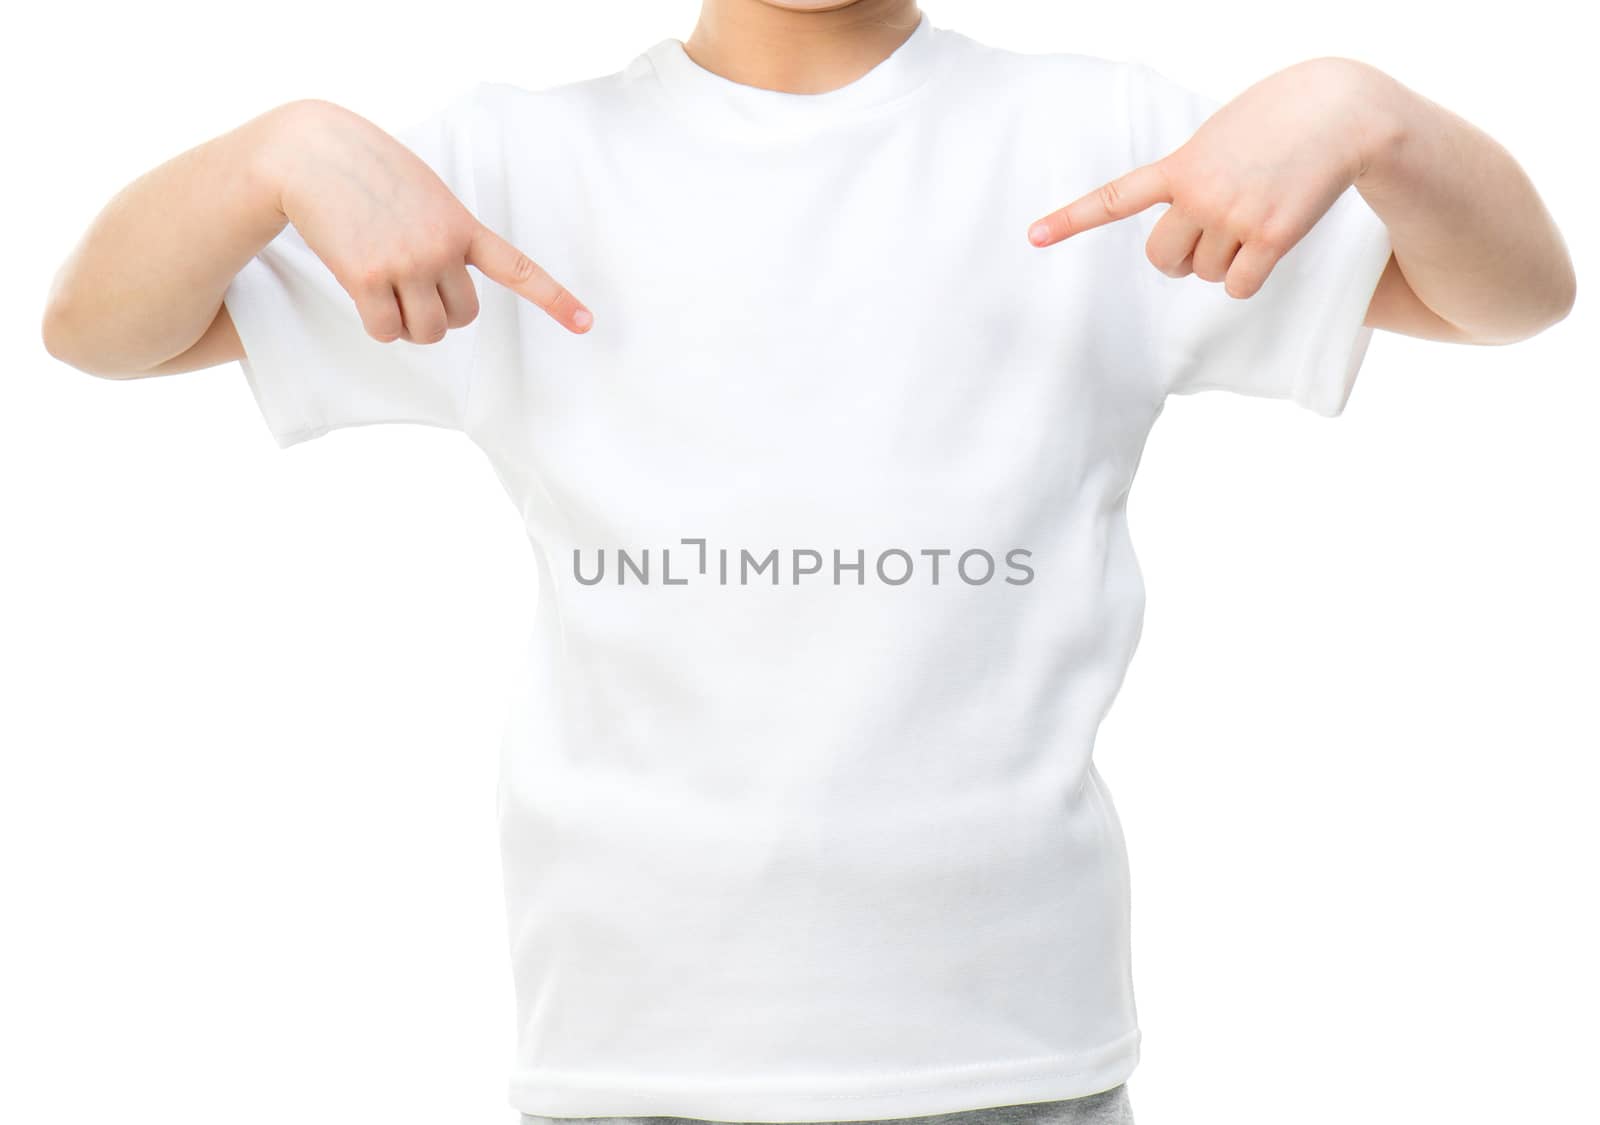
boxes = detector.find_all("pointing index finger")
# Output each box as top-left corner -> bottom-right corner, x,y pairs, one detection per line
1028,161 -> 1172,248
467,224 -> 594,333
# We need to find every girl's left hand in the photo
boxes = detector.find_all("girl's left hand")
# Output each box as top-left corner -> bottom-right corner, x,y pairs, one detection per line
1027,57 -> 1391,300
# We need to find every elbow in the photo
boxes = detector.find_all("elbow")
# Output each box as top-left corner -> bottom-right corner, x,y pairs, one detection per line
40,291 -> 135,378
1526,240 -> 1578,339
1473,260 -> 1577,346
39,294 -> 91,373
1548,259 -> 1578,331
1510,260 -> 1578,343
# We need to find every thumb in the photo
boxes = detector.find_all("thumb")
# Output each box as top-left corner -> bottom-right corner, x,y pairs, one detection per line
466,223 -> 593,334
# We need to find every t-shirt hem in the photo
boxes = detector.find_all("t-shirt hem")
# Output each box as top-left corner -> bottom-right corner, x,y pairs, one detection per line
223,253 -> 322,449
508,1029 -> 1140,1123
1291,193 -> 1395,419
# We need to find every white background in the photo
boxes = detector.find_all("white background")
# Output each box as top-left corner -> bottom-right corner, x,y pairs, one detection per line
3,2 -> 1594,1123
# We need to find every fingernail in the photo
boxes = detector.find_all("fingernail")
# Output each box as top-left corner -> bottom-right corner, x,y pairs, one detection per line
572,308 -> 593,331
1028,222 -> 1052,246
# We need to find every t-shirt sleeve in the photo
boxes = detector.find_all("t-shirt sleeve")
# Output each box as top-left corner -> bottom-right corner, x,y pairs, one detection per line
223,87 -> 489,448
1124,61 -> 1394,418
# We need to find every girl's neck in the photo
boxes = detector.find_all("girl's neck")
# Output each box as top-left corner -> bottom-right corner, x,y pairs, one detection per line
683,0 -> 923,95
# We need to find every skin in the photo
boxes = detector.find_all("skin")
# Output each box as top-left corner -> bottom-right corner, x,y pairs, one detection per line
1027,52 -> 1577,345
40,0 -> 1575,380
684,0 -> 924,95
40,99 -> 593,379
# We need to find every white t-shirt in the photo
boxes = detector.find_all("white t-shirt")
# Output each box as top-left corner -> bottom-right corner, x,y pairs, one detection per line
224,14 -> 1392,1123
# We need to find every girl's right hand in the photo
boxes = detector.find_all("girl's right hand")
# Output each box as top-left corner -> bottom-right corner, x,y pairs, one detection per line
263,99 -> 593,342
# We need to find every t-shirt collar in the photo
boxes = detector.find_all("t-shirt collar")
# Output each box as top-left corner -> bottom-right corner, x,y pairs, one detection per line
643,13 -> 943,139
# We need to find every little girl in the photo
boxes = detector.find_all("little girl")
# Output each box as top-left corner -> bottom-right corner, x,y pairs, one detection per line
42,2 -> 1573,1123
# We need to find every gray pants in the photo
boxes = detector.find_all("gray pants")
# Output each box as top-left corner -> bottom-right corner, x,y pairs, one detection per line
522,1084 -> 1134,1125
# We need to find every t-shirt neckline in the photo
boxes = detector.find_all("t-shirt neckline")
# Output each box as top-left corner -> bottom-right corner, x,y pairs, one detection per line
643,13 -> 943,138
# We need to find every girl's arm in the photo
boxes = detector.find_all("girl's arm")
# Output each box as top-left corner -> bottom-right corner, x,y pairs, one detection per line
1028,57 -> 1576,347
42,99 -> 591,380
1348,58 -> 1576,344
42,103 -> 297,377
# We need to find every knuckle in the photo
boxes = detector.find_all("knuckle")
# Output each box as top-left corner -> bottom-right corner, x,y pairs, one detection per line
413,249 -> 452,277
381,251 -> 418,280
1223,202 -> 1263,240
1189,197 -> 1226,228
355,265 -> 389,293
1152,241 -> 1190,276
1186,180 -> 1233,224
1226,264 -> 1265,300
507,251 -> 539,286
406,306 -> 450,345
1254,218 -> 1294,257
418,230 -> 463,274
358,300 -> 402,342
1250,260 -> 1281,294
1145,243 -> 1180,277
1097,179 -> 1125,217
